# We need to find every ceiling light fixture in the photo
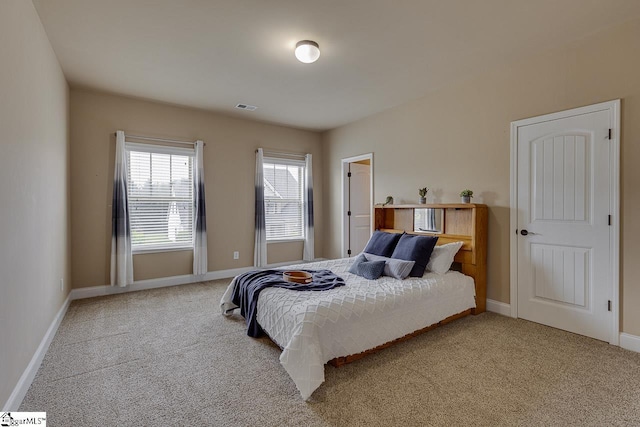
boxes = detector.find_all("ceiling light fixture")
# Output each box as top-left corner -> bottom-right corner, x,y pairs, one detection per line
295,40 -> 320,64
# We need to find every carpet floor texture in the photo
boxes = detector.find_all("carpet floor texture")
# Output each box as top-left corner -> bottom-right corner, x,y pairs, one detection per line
20,279 -> 640,426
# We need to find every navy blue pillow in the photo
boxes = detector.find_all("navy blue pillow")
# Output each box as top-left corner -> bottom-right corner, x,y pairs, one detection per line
391,234 -> 438,277
363,231 -> 403,257
348,254 -> 385,280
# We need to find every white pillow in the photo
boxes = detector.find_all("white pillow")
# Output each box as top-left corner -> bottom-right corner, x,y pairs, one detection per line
426,241 -> 464,274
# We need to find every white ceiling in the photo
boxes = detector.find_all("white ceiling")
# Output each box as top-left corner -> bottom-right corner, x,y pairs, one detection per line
33,0 -> 640,131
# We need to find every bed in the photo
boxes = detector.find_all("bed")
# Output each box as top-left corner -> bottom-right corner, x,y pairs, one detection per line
220,203 -> 487,400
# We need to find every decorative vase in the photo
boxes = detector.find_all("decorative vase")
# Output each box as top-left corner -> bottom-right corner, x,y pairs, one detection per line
461,196 -> 471,203
419,197 -> 426,204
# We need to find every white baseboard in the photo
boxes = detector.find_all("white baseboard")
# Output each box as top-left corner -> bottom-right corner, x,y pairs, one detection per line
69,259 -> 325,301
69,266 -> 251,300
486,298 -> 511,316
3,293 -> 71,411
620,333 -> 640,353
263,258 -> 326,267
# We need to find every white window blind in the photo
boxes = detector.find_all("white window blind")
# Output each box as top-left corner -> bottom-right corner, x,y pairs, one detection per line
126,142 -> 194,251
263,158 -> 305,241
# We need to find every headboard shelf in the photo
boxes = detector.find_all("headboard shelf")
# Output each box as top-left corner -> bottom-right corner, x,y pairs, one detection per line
375,203 -> 484,209
374,203 -> 488,313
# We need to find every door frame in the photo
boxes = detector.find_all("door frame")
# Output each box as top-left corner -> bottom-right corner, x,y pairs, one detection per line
509,99 -> 620,345
341,153 -> 374,258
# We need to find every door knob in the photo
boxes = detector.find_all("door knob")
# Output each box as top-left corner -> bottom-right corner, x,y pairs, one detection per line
520,229 -> 538,236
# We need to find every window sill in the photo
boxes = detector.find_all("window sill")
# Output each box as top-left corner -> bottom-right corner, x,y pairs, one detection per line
267,238 -> 304,244
132,247 -> 193,255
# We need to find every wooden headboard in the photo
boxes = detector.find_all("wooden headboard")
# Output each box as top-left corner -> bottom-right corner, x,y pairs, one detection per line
373,203 -> 488,313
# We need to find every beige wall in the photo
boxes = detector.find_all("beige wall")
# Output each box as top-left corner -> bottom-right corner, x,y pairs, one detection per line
323,18 -> 640,336
0,1 -> 70,407
70,89 -> 322,287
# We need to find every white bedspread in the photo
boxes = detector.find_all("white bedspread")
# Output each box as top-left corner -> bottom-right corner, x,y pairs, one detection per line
220,258 -> 476,400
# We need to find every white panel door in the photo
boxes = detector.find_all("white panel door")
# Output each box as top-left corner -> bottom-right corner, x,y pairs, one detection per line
349,162 -> 371,256
517,110 -> 611,341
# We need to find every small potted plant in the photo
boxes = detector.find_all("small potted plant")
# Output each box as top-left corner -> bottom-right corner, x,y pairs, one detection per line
418,187 -> 428,204
460,189 -> 473,203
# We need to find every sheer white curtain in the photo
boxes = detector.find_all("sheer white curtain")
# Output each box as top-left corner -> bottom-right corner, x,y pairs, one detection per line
110,130 -> 133,287
193,140 -> 208,275
254,148 -> 267,267
303,153 -> 315,261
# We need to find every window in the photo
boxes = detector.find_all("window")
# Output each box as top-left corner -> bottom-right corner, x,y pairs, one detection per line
126,142 -> 194,251
263,158 -> 305,241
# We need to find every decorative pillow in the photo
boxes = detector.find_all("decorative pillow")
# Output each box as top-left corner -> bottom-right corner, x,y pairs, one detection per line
348,254 -> 385,280
427,241 -> 464,275
363,253 -> 415,280
390,234 -> 439,277
362,231 -> 403,257
348,254 -> 367,275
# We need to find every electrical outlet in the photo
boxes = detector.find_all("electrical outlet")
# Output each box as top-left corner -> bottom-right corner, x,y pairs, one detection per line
60,278 -> 64,292
233,251 -> 239,260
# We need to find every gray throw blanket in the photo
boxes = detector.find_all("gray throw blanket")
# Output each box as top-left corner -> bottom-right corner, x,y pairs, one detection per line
230,269 -> 345,337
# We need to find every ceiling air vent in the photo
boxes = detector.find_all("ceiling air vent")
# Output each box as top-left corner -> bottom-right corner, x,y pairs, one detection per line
235,103 -> 258,111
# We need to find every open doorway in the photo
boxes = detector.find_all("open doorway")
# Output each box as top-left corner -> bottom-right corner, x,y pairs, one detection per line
342,153 -> 374,257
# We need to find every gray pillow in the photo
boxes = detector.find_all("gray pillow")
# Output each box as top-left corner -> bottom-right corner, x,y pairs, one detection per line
363,253 -> 415,280
348,254 -> 385,280
348,254 -> 367,275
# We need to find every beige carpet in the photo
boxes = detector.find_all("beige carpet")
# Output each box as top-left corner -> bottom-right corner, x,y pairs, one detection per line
20,279 -> 640,426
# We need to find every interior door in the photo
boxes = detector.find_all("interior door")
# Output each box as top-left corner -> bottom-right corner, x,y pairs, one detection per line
516,110 -> 612,341
348,162 -> 371,256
